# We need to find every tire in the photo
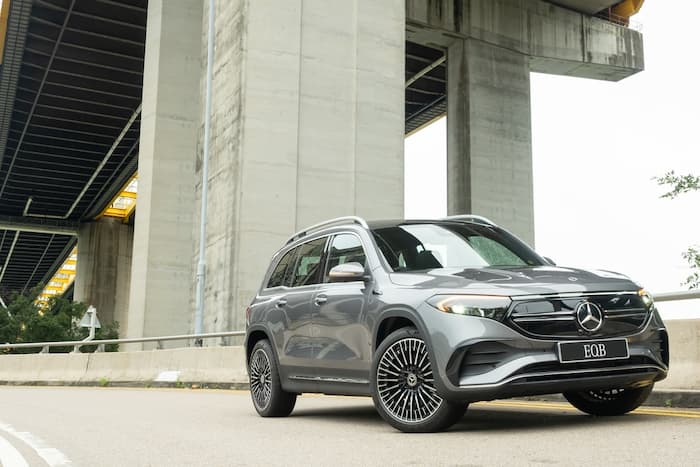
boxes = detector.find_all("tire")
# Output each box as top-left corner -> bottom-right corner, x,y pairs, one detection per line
371,327 -> 467,432
248,339 -> 297,417
563,384 -> 653,416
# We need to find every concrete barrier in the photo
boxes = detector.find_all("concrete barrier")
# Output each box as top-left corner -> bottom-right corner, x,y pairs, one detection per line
657,319 -> 700,390
0,347 -> 248,387
0,320 -> 698,392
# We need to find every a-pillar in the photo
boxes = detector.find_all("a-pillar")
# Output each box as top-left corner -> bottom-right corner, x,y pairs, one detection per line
74,218 -> 133,328
196,0 -> 406,334
447,38 -> 534,246
126,0 -> 201,344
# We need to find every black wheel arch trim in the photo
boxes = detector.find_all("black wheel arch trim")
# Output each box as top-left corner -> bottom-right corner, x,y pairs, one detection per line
245,325 -> 277,367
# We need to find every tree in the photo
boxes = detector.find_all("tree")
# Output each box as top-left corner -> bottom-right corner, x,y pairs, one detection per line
655,171 -> 700,289
0,287 -> 119,353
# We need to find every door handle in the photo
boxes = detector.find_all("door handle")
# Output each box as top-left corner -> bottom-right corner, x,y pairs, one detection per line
275,299 -> 287,308
314,295 -> 328,306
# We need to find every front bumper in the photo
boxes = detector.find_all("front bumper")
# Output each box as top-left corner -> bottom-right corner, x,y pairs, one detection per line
416,304 -> 668,402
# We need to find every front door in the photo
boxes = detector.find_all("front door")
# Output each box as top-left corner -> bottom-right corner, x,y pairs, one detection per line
311,233 -> 372,383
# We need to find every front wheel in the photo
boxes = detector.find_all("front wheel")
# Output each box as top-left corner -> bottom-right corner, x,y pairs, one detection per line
563,384 -> 653,416
249,339 -> 296,417
371,327 -> 467,432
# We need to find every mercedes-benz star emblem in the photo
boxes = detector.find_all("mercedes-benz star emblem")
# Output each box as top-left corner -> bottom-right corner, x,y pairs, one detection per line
575,301 -> 604,332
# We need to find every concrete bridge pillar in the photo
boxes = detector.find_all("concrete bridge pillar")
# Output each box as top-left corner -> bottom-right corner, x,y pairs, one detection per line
407,0 -> 644,247
126,0 -> 202,344
447,38 -> 534,245
195,0 -> 406,333
74,219 -> 133,327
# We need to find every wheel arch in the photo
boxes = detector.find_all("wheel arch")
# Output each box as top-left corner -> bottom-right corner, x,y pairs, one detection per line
373,307 -> 429,351
245,326 -> 274,366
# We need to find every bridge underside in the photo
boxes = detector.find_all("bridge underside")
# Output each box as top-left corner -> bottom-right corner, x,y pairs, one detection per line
0,0 -> 145,301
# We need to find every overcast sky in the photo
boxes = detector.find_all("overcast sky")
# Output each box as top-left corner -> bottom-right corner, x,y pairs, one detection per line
404,2 -> 699,319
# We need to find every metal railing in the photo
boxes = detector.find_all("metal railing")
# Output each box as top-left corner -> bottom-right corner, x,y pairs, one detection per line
0,330 -> 245,354
1,290 -> 698,355
653,290 -> 700,302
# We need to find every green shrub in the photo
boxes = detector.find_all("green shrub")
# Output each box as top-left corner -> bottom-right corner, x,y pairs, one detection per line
0,287 -> 119,353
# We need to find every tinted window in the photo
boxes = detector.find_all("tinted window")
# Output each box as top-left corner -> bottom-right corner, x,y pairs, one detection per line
267,248 -> 296,288
325,234 -> 366,282
371,223 -> 542,272
290,237 -> 327,287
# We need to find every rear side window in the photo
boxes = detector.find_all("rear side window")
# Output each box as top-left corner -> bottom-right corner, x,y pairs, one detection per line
267,248 -> 297,288
290,237 -> 327,287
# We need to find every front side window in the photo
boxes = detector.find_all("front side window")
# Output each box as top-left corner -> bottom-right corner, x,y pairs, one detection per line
290,237 -> 327,287
371,223 -> 542,272
324,234 -> 366,282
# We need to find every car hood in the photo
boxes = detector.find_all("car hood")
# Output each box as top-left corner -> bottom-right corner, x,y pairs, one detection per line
388,266 -> 641,296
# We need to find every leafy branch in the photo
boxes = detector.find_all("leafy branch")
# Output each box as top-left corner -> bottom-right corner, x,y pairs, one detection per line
655,171 -> 699,289
654,170 -> 700,199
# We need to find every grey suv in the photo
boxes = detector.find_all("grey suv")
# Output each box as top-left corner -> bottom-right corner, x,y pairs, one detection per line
245,216 -> 668,432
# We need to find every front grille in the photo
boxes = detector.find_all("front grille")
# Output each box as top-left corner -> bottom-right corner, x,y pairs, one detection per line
507,293 -> 649,339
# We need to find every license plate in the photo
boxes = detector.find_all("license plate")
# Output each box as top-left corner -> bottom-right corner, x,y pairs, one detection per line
558,338 -> 629,363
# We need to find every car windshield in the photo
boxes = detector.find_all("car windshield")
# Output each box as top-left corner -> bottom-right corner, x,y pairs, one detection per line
371,223 -> 544,272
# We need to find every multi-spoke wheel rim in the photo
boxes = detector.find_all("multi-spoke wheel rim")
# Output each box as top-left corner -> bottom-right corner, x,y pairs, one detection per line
376,337 -> 442,423
586,388 -> 625,401
250,348 -> 272,410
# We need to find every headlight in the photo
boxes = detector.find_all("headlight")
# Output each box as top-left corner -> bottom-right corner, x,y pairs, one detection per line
639,289 -> 654,308
427,295 -> 511,321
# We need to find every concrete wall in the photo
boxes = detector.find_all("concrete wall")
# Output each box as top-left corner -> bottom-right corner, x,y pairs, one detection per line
74,218 -> 133,326
194,0 -> 406,334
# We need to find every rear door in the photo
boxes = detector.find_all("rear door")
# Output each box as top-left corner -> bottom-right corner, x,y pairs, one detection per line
269,237 -> 328,379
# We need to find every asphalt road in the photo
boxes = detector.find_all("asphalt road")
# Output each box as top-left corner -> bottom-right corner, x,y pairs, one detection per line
0,387 -> 698,467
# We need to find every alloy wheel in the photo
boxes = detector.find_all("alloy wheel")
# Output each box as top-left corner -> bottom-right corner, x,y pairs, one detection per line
249,348 -> 272,410
376,337 -> 442,423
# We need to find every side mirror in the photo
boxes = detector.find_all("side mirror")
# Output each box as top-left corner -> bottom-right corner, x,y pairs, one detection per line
328,262 -> 366,282
544,256 -> 556,266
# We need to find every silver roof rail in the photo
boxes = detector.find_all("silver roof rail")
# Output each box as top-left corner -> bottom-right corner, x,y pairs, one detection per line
442,214 -> 497,227
286,216 -> 369,244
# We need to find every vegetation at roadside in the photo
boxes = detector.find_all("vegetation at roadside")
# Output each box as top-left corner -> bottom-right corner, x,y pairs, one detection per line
0,287 -> 119,353
655,171 -> 700,289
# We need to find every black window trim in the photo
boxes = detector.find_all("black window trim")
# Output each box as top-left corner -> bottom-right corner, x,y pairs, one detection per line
264,234 -> 331,291
321,231 -> 370,284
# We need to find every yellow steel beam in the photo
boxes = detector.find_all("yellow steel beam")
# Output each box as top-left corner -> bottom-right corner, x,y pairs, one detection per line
0,0 -> 11,66
36,247 -> 78,307
612,0 -> 644,19
98,173 -> 138,220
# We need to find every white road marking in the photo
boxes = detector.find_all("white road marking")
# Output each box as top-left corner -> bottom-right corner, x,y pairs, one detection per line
0,423 -> 72,467
0,434 -> 29,467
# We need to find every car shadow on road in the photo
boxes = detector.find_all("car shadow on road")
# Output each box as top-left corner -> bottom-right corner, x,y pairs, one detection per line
450,406 -> 654,433
290,400 -> 656,433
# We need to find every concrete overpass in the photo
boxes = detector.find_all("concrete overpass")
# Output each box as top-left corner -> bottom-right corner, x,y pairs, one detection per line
0,0 -> 644,341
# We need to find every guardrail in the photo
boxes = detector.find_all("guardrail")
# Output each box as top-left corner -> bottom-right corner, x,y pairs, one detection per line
1,289 -> 698,354
0,330 -> 245,354
653,290 -> 700,302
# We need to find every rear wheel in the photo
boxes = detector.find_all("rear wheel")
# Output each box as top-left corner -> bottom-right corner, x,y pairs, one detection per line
563,384 -> 653,416
249,339 -> 296,417
371,327 -> 467,432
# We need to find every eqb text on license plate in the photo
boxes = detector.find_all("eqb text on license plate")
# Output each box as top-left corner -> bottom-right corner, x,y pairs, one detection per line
558,339 -> 629,363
